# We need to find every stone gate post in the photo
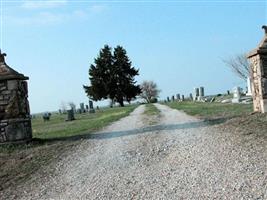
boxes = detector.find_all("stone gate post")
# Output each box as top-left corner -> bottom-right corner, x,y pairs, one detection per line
0,51 -> 32,143
247,26 -> 267,113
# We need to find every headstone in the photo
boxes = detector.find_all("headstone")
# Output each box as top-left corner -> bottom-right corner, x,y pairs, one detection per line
246,77 -> 252,96
194,88 -> 199,101
210,97 -> 216,103
0,51 -> 32,143
199,87 -> 205,97
85,105 -> 89,112
171,95 -> 175,102
181,95 -> 185,101
197,87 -> 205,101
167,97 -> 170,102
89,100 -> 95,113
189,93 -> 193,100
43,112 -> 51,121
232,86 -> 241,103
80,103 -> 85,113
66,109 -> 75,121
247,26 -> 267,113
176,94 -> 180,100
227,90 -> 230,95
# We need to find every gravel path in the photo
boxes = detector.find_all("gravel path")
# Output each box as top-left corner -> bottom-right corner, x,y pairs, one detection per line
8,104 -> 267,199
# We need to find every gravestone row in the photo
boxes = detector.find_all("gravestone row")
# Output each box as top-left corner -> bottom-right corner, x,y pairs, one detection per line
66,100 -> 95,121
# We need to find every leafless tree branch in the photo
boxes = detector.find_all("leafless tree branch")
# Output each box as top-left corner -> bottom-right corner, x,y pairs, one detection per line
222,54 -> 250,81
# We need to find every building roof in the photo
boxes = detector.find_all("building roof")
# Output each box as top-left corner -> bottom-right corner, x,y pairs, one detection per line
247,26 -> 267,58
0,51 -> 29,81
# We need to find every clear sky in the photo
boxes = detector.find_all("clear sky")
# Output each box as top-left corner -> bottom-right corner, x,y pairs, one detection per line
1,0 -> 266,113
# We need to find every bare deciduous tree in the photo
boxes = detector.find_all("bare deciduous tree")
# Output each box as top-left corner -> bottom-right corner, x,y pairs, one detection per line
140,81 -> 160,103
223,54 -> 250,81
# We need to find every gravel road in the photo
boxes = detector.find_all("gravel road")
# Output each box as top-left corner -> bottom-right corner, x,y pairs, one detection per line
7,104 -> 267,199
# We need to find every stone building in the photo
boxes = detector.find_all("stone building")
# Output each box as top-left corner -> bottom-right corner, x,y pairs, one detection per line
247,26 -> 267,113
0,51 -> 32,143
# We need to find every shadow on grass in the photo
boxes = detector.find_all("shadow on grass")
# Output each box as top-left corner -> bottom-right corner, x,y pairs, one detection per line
32,118 -> 227,144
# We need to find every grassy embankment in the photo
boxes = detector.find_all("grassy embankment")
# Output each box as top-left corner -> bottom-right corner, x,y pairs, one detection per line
0,105 -> 137,191
165,101 -> 253,119
164,100 -> 267,139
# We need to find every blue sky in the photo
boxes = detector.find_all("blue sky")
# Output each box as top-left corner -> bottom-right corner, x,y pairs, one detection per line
1,0 -> 266,113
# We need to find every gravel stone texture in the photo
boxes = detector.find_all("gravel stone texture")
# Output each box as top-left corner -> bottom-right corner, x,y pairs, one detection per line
5,104 -> 267,199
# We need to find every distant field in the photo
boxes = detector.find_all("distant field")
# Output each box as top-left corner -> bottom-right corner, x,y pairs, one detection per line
164,101 -> 253,119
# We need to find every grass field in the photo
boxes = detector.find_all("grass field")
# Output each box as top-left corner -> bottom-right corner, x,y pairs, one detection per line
0,105 -> 138,191
164,100 -> 266,140
164,101 -> 253,119
32,105 -> 137,139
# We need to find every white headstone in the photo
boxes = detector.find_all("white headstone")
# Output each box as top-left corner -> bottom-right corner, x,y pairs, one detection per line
232,86 -> 241,103
246,77 -> 252,96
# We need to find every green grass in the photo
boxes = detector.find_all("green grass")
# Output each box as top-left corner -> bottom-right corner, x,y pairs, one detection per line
144,103 -> 160,116
32,105 -> 137,139
164,101 -> 253,119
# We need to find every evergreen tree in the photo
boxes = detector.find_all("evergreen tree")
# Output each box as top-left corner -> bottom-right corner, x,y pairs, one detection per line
83,45 -> 113,101
112,46 -> 141,106
84,45 -> 140,106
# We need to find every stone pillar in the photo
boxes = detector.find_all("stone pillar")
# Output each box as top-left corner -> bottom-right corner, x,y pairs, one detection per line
0,51 -> 32,143
247,26 -> 267,113
176,94 -> 180,101
181,95 -> 185,101
171,95 -> 175,102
